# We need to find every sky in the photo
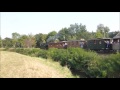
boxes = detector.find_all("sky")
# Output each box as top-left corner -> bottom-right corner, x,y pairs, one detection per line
0,12 -> 120,39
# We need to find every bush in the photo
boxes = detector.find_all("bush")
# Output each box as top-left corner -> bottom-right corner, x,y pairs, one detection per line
100,53 -> 120,78
24,48 -> 40,57
37,49 -> 48,59
48,47 -> 101,77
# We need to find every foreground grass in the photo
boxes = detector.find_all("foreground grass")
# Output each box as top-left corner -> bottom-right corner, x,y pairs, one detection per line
0,51 -> 76,78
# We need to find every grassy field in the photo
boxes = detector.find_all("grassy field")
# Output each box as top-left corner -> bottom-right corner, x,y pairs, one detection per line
0,51 -> 76,78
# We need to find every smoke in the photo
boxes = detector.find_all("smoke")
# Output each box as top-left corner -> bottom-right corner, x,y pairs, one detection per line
46,33 -> 61,43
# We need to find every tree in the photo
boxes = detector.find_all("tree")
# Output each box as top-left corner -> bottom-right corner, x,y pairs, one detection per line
35,33 -> 47,48
108,31 -> 119,38
57,23 -> 89,41
68,23 -> 88,40
76,23 -> 88,40
12,32 -> 20,39
87,31 -> 96,39
2,37 -> 13,48
96,24 -> 104,38
58,28 -> 70,41
22,34 -> 36,48
68,24 -> 77,37
95,31 -> 103,38
68,23 -> 80,40
96,24 -> 110,38
104,26 -> 110,38
46,31 -> 57,43
12,32 -> 20,48
97,24 -> 104,33
46,31 -> 57,39
18,35 -> 28,48
27,34 -> 36,48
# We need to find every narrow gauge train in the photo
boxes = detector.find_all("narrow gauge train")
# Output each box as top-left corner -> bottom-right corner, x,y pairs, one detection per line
42,33 -> 120,53
47,38 -> 112,51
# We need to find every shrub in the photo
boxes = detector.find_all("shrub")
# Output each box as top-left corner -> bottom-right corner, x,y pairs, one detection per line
37,49 -> 48,59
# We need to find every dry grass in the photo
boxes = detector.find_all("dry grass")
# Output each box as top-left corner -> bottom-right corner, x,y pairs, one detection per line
0,51 -> 75,78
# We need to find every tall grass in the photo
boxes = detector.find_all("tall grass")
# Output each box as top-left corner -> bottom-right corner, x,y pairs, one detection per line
0,51 -> 75,78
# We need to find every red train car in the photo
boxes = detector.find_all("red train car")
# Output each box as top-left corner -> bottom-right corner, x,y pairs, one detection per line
48,40 -> 86,49
48,41 -> 66,49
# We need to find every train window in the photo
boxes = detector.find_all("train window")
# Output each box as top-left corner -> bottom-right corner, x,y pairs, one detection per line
68,42 -> 70,45
72,42 -> 74,45
99,41 -> 101,44
75,41 -> 76,44
110,40 -> 113,44
113,39 -> 118,43
118,39 -> 119,42
69,42 -> 71,45
67,42 -> 69,45
94,40 -> 96,44
76,41 -> 78,44
74,42 -> 76,45
73,42 -> 75,45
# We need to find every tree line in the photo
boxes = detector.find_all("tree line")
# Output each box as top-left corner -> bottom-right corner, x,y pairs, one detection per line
0,23 -> 119,48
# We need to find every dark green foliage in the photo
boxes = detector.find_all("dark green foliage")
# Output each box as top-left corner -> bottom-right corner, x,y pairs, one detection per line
35,33 -> 47,48
37,49 -> 48,59
87,53 -> 120,78
2,37 -> 13,48
108,31 -> 119,38
48,48 -> 120,78
100,53 -> 120,78
47,48 -> 101,76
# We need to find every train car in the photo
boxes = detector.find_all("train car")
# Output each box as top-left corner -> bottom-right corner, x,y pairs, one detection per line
87,38 -> 113,52
112,32 -> 120,52
66,39 -> 86,48
48,41 -> 66,49
48,39 -> 86,49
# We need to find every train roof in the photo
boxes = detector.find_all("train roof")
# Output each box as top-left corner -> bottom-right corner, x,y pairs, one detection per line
58,40 -> 85,42
48,42 -> 64,44
48,40 -> 85,44
113,32 -> 120,39
67,40 -> 85,42
88,38 -> 112,41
